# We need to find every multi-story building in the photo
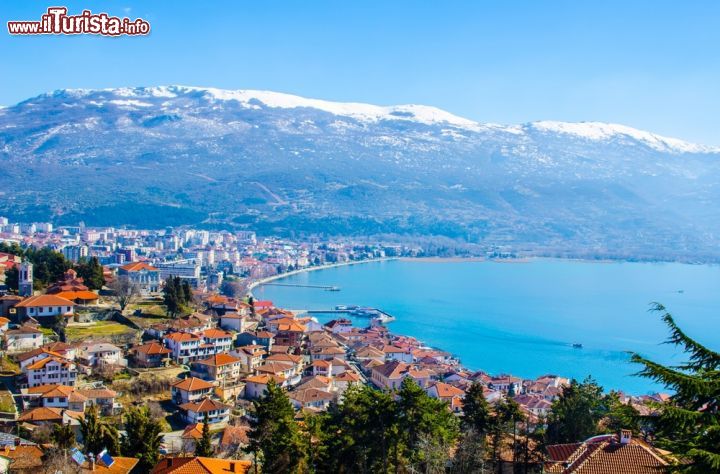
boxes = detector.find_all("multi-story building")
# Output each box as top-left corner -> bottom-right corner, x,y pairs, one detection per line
24,356 -> 79,388
62,245 -> 88,263
163,329 -> 233,364
190,353 -> 243,384
171,377 -> 214,405
118,261 -> 160,293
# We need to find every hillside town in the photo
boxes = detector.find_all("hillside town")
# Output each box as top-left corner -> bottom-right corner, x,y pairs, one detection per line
0,219 -> 680,473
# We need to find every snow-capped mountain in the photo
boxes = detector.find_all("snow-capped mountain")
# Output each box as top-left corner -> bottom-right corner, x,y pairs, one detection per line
2,86 -> 719,261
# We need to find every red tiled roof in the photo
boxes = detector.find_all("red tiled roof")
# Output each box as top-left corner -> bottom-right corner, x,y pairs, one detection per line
546,435 -> 668,474
18,406 -> 64,422
171,377 -> 214,392
133,341 -> 172,356
151,457 -> 251,474
220,425 -> 250,447
120,261 -> 158,272
15,294 -> 75,308
179,397 -> 230,414
195,353 -> 241,367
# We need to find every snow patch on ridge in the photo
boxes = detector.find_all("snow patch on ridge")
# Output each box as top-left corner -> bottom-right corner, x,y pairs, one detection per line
530,121 -> 718,154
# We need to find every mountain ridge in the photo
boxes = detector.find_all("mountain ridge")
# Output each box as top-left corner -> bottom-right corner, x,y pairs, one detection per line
7,85 -> 717,154
2,85 -> 720,261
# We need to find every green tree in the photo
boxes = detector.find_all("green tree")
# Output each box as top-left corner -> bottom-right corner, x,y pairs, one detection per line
396,378 -> 459,470
631,303 -> 720,472
75,256 -> 105,290
3,266 -> 19,292
462,382 -> 493,435
0,242 -> 25,257
195,416 -> 214,457
321,385 -> 400,473
51,422 -> 76,451
490,397 -> 525,471
545,377 -> 606,444
247,380 -> 305,474
79,405 -> 120,456
603,391 -> 641,434
24,247 -> 71,287
121,405 -> 163,472
302,412 -> 329,474
248,295 -> 257,318
182,279 -> 193,305
163,276 -> 180,318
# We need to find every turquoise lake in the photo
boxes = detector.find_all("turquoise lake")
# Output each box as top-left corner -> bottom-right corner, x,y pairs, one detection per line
254,259 -> 720,394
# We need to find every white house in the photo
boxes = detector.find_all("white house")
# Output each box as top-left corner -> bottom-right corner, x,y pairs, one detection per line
13,295 -> 75,321
76,343 -> 127,368
178,397 -> 231,424
171,377 -> 215,405
244,374 -> 286,400
24,356 -> 78,388
219,312 -> 249,332
163,329 -> 234,364
288,388 -> 335,410
4,325 -> 43,353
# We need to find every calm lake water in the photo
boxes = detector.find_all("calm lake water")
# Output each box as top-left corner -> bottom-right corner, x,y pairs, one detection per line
254,259 -> 720,394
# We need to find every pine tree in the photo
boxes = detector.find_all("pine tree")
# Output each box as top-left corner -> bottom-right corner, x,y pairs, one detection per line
80,405 -> 120,456
51,422 -> 76,451
121,406 -> 163,472
545,377 -> 606,444
195,416 -> 214,457
4,266 -> 19,293
396,378 -> 460,470
631,303 -> 720,472
462,382 -> 493,435
489,396 -> 524,471
321,385 -> 400,473
163,276 -> 180,318
247,380 -> 305,474
182,280 -> 193,305
75,256 -> 105,290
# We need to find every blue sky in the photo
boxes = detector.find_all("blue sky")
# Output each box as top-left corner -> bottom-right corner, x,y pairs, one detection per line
2,1 -> 719,144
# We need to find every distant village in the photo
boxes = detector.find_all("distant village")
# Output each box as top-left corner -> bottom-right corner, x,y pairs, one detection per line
0,217 -> 672,473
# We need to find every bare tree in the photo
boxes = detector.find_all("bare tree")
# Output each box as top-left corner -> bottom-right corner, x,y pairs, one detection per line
108,275 -> 140,312
42,448 -> 83,473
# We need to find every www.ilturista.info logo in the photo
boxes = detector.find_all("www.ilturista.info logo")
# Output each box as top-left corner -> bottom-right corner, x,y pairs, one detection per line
7,7 -> 150,36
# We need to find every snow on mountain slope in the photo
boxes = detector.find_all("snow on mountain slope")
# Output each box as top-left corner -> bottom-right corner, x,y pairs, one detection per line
2,85 -> 720,261
529,120 -> 717,154
22,86 -> 716,154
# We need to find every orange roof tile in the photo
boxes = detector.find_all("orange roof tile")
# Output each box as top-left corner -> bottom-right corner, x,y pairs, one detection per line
18,406 -> 64,422
244,374 -> 285,385
120,261 -> 158,272
195,353 -> 241,367
171,377 -> 214,392
179,397 -> 230,414
203,328 -> 233,339
151,457 -> 251,474
15,294 -> 76,308
181,423 -> 206,440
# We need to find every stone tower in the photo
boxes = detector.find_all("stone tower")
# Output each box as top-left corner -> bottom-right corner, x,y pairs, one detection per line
18,262 -> 33,297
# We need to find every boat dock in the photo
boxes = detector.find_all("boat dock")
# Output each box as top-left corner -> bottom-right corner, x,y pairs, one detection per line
307,307 -> 396,323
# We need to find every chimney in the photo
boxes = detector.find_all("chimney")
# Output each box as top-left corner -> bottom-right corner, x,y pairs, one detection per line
619,429 -> 632,445
167,458 -> 173,468
89,453 -> 95,471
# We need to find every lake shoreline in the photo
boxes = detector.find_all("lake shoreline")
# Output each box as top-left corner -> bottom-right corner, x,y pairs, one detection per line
254,257 -> 716,394
248,257 -> 396,294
